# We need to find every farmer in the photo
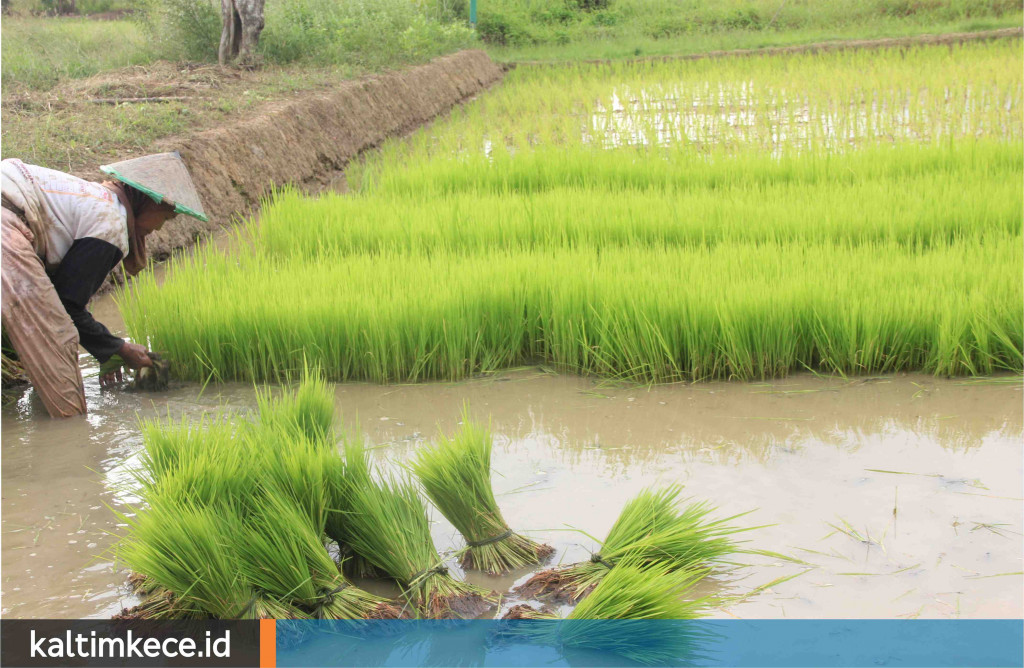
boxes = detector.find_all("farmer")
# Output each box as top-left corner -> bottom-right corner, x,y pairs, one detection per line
1,152 -> 208,418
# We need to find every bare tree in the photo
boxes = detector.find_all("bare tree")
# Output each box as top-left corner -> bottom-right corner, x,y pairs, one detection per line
219,0 -> 265,66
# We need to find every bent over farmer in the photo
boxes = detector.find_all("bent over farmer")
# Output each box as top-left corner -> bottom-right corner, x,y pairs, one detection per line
1,152 -> 208,418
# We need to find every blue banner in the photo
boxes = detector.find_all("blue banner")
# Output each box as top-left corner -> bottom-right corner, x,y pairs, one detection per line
276,619 -> 1023,667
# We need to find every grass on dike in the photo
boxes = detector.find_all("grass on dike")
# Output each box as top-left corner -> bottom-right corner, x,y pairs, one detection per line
478,0 -> 1022,61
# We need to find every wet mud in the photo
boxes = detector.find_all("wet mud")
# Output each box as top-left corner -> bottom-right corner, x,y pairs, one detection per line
2,363 -> 1020,619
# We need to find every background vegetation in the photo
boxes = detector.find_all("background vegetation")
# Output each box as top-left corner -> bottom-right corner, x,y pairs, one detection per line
478,0 -> 1022,58
3,0 -> 1022,93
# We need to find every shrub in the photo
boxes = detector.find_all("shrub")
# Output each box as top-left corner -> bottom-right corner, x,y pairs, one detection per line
137,0 -> 221,62
137,0 -> 474,67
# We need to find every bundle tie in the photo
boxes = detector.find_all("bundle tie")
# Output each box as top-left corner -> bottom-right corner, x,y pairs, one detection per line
410,565 -> 449,583
322,582 -> 350,599
466,528 -> 514,548
590,553 -> 616,570
238,595 -> 261,618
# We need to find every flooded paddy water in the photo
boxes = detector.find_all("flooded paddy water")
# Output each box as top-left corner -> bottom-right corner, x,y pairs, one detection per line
3,319 -> 1021,618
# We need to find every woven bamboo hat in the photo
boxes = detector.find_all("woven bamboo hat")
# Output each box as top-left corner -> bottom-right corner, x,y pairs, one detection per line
100,151 -> 208,222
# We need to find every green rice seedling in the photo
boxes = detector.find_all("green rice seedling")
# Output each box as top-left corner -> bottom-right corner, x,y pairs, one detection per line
247,424 -> 335,534
121,229 -> 1023,384
566,559 -> 713,620
516,485 -> 751,602
333,441 -> 498,618
500,560 -> 715,665
322,446 -> 384,579
557,562 -> 715,665
117,41 -> 1023,387
140,442 -> 258,510
118,498 -> 299,619
255,373 -> 336,445
411,416 -> 553,574
136,416 -> 238,484
231,492 -> 399,619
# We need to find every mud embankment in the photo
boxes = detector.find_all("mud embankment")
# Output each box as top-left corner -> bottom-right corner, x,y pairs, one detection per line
86,50 -> 503,270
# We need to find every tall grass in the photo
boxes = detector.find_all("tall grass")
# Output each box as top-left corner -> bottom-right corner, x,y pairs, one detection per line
476,0 -> 1022,53
0,17 -> 160,92
133,0 -> 475,69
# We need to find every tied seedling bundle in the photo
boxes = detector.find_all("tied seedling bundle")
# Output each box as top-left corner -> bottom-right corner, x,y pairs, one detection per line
255,373 -> 335,444
118,498 -> 298,620
231,493 -> 398,619
517,484 -> 753,602
500,559 -> 715,666
412,417 -> 553,575
330,441 -> 498,618
119,376 -> 397,620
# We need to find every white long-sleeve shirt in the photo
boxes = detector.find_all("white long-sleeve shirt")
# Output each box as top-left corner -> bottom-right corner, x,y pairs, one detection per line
1,158 -> 130,267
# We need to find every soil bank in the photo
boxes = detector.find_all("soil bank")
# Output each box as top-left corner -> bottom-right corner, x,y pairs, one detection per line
75,50 -> 504,271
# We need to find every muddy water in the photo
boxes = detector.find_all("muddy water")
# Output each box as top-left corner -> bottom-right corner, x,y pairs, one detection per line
3,353 -> 1021,619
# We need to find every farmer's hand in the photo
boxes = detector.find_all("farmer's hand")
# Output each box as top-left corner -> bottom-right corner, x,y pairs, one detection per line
118,341 -> 153,370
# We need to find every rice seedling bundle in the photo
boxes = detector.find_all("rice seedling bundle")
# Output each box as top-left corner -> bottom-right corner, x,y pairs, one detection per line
118,498 -> 299,619
120,377 -> 400,620
230,493 -> 397,619
411,416 -> 554,574
555,563 -> 716,666
329,441 -> 498,618
500,560 -> 715,665
250,424 -> 335,533
517,485 -> 750,602
136,416 -> 238,485
255,373 -> 335,444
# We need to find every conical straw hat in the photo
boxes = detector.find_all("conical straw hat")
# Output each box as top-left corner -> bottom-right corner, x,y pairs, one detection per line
100,151 -> 208,222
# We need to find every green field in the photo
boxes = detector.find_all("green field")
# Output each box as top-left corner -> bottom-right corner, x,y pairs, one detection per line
118,40 -> 1024,384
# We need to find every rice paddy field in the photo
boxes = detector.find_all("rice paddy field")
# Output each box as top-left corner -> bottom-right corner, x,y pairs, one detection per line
2,37 -> 1022,633
119,41 -> 1023,384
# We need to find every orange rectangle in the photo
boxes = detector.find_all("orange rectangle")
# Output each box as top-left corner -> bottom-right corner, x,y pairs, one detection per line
260,618 -> 277,668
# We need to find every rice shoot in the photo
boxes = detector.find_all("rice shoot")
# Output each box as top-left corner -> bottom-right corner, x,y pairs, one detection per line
501,560 -> 714,665
516,484 -> 751,602
411,415 -> 553,574
332,440 -> 498,618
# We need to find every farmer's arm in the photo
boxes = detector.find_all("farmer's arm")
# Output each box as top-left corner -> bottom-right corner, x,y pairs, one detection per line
49,237 -> 126,363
